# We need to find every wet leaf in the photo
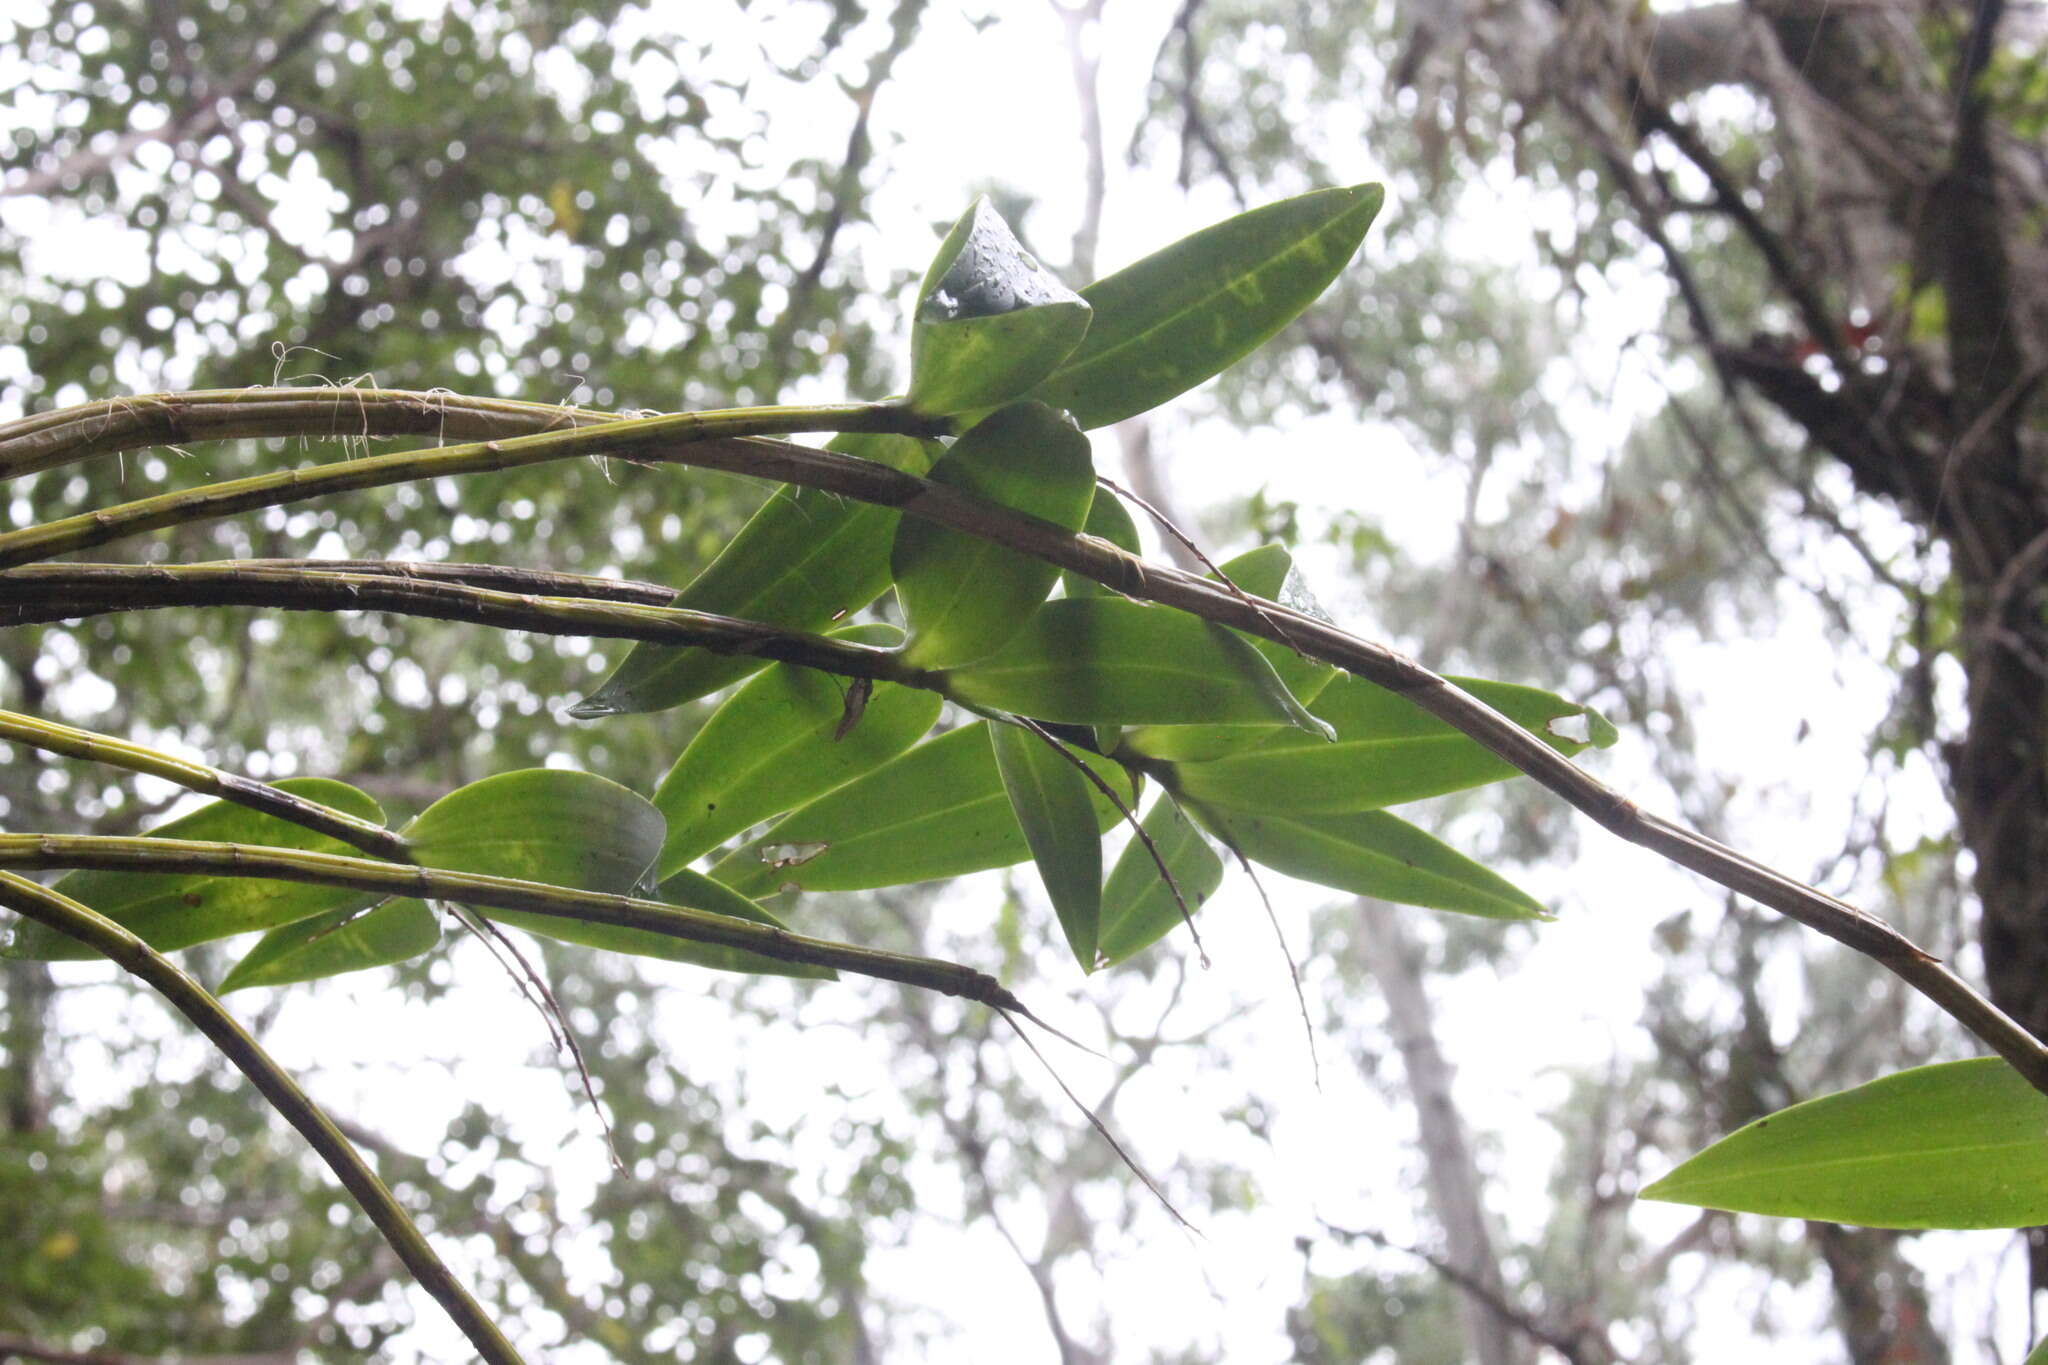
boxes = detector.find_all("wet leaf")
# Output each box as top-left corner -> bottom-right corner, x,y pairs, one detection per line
4,779 -> 388,960
908,198 -> 1093,417
1642,1058 -> 2048,1229
1028,184 -> 1384,428
892,402 -> 1096,667
991,721 -> 1102,966
572,430 -> 941,715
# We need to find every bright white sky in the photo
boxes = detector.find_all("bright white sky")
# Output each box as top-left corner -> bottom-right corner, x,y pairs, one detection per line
15,1 -> 2028,1361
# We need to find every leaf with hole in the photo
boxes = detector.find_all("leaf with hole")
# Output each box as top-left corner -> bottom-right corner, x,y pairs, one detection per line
571,430 -> 940,715
3,778 -> 389,960
714,721 -> 1135,896
1026,184 -> 1384,428
991,721 -> 1103,967
652,624 -> 942,876
907,198 -> 1093,418
217,897 -> 439,992
1191,805 -> 1546,920
1098,796 -> 1225,969
892,402 -> 1097,667
1173,674 -> 1616,813
1641,1058 -> 2048,1228
939,596 -> 1333,733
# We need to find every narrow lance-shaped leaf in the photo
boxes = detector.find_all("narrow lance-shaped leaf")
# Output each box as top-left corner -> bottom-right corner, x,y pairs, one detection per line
571,430 -> 941,716
714,721 -> 1136,897
3,778 -> 389,960
218,897 -> 440,993
1640,1057 -> 2048,1229
1173,673 -> 1618,814
1122,543 -> 1340,762
939,596 -> 1334,734
1190,804 -> 1547,921
652,623 -> 942,877
893,401 -> 1096,668
991,721 -> 1103,968
907,198 -> 1093,418
1098,796 -> 1225,969
1026,184 -> 1385,428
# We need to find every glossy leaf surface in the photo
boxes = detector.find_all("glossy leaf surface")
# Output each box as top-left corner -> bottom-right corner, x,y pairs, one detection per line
653,624 -> 942,876
1174,674 -> 1616,813
991,721 -> 1103,966
892,402 -> 1096,667
940,597 -> 1333,733
715,722 -> 1134,896
1028,184 -> 1384,428
1098,797 -> 1225,968
1640,1058 -> 2048,1228
1122,544 -> 1339,762
218,897 -> 439,992
5,779 -> 388,960
572,430 -> 941,715
1192,805 -> 1546,920
908,198 -> 1092,417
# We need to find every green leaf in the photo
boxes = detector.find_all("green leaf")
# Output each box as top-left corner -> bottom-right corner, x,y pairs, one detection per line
939,597 -> 1334,733
571,431 -> 941,715
714,721 -> 1135,896
1190,805 -> 1546,920
3,779 -> 389,960
892,402 -> 1097,667
1060,485 -> 1141,598
2027,1337 -> 2048,1365
991,721 -> 1103,967
504,868 -> 828,979
652,623 -> 942,877
1640,1058 -> 2048,1229
217,898 -> 440,992
1027,184 -> 1385,428
907,198 -> 1093,418
403,768 -> 664,897
1173,674 -> 1616,813
1098,797 -> 1225,969
1122,544 -> 1339,762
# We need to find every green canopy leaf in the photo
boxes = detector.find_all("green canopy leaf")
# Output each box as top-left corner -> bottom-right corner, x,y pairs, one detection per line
1027,184 -> 1384,428
1098,796 -> 1225,969
907,198 -> 1093,418
991,721 -> 1103,967
892,401 -> 1097,667
714,721 -> 1135,896
571,430 -> 941,715
1191,805 -> 1547,920
1173,674 -> 1616,813
217,897 -> 440,993
939,597 -> 1334,733
1640,1058 -> 2048,1229
4,778 -> 389,960
653,624 -> 942,876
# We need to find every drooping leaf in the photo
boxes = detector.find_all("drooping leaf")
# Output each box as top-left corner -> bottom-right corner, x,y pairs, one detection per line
1027,184 -> 1385,428
1640,1058 -> 2048,1229
1190,805 -> 1547,920
403,768 -> 664,897
1098,796 -> 1226,969
939,597 -> 1333,734
892,402 -> 1097,667
991,721 -> 1103,967
907,198 -> 1093,418
570,431 -> 941,715
217,897 -> 440,992
1173,674 -> 1617,813
1060,484 -> 1141,599
1122,544 -> 1339,762
652,624 -> 942,877
4,779 -> 389,960
714,721 -> 1135,896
